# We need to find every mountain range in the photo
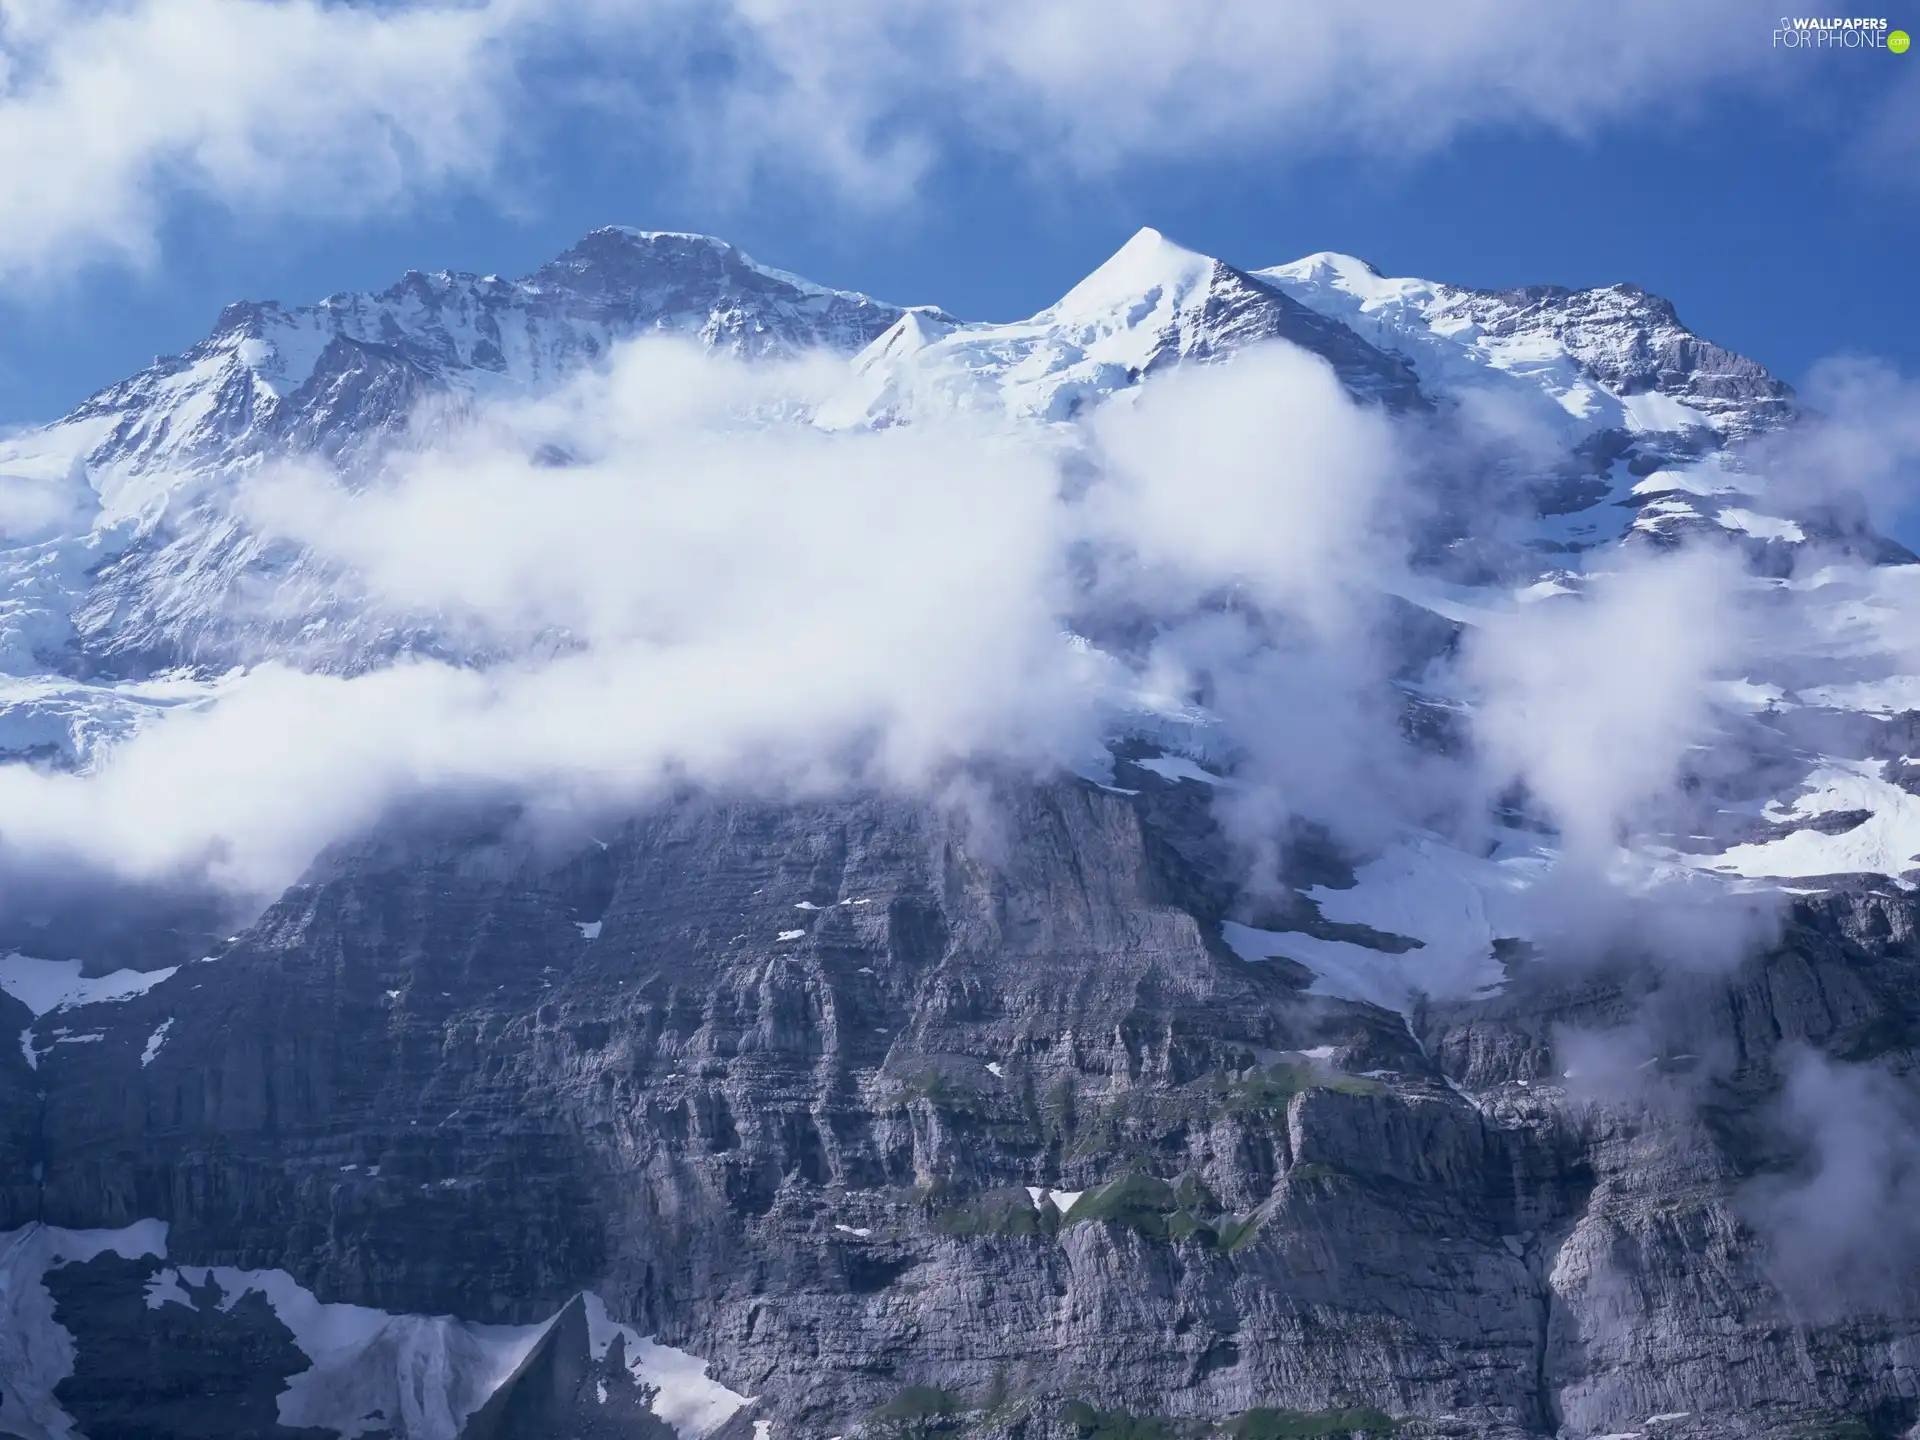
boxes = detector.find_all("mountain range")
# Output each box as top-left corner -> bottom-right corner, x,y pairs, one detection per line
3,224 -> 1920,1440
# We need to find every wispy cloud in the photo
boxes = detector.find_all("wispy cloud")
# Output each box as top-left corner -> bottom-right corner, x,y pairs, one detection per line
0,0 -> 522,283
0,0 -> 1777,287
0,337 -> 1420,895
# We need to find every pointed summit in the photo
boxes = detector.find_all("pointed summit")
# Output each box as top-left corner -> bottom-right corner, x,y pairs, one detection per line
1051,227 -> 1220,323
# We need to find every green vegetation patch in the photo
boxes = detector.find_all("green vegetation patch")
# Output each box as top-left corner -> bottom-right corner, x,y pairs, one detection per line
1213,1211 -> 1265,1253
1062,1174 -> 1181,1238
876,1385 -> 964,1423
1788,1423 -> 1878,1440
893,1069 -> 987,1117
1063,1402 -> 1178,1440
1210,1064 -> 1382,1122
931,1186 -> 1055,1240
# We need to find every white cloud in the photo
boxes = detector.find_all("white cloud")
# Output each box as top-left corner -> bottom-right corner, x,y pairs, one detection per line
0,338 -> 1424,895
720,0 -> 1766,179
0,339 -> 1098,891
1744,1046 -> 1920,1317
0,0 -> 1780,286
0,0 -> 520,282
1463,548 -> 1749,868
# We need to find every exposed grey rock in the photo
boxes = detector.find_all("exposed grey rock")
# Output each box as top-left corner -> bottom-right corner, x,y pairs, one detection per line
7,779 -> 1920,1439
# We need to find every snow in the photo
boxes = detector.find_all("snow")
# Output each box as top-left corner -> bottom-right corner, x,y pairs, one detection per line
1717,677 -> 1786,711
1220,836 -> 1548,1016
984,1061 -> 1004,1077
145,1264 -> 554,1440
1,1220 -> 170,1440
1024,1187 -> 1083,1213
1615,389 -> 1715,434
775,930 -> 806,942
2,954 -> 178,1072
575,921 -> 603,940
1051,227 -> 1215,331
140,1019 -> 173,1067
0,954 -> 178,1017
1259,252 -> 1764,440
1715,507 -> 1805,543
1631,465 -> 1741,498
1795,674 -> 1920,715
581,1292 -> 751,1439
1131,755 -> 1221,785
833,1225 -> 873,1238
820,227 -> 1234,429
1695,759 -> 1920,880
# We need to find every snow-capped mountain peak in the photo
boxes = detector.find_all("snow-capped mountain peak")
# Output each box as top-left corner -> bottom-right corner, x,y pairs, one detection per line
1047,225 -> 1217,332
1260,250 -> 1794,439
41,227 -> 939,502
822,227 -> 1423,429
0,221 -> 1888,804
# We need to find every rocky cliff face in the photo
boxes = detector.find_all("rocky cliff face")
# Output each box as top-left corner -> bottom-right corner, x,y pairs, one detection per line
4,227 -> 1920,1440
8,771 -> 1920,1439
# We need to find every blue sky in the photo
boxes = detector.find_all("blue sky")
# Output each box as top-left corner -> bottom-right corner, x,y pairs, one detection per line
0,0 -> 1914,429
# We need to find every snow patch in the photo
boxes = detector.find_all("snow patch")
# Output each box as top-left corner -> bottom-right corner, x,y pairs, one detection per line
140,1019 -> 173,1067
1796,674 -> 1920,715
145,1264 -> 553,1439
1221,837 -> 1548,1016
1696,760 -> 1920,880
1024,1187 -> 1084,1214
1716,507 -> 1805,543
0,954 -> 177,1017
775,930 -> 806,942
1131,755 -> 1221,786
1,1220 -> 170,1440
575,920 -> 602,940
581,1292 -> 752,1439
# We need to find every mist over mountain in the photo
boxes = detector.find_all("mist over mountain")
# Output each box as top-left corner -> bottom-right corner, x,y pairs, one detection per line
4,223 -> 1920,1440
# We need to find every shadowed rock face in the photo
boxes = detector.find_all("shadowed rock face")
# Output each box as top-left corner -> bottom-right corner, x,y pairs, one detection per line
7,771 -> 1920,1440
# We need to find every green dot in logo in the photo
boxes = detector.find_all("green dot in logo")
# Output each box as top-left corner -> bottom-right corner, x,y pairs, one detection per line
1892,29 -> 1912,52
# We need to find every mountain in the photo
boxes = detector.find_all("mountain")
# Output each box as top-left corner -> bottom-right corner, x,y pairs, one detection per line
0,228 -> 948,708
64,227 -> 936,489
5,227 -> 1920,1440
819,227 -> 1424,427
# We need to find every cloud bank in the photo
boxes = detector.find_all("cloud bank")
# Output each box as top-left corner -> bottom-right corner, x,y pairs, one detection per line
0,327 -> 1811,957
0,0 -> 1774,286
0,339 -> 1432,893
